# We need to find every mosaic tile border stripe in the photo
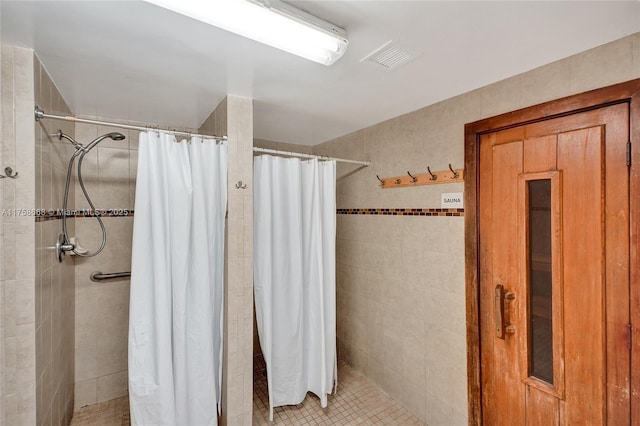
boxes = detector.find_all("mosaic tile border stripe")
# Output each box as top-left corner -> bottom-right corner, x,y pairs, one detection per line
32,210 -> 135,222
337,208 -> 464,216
29,208 -> 464,222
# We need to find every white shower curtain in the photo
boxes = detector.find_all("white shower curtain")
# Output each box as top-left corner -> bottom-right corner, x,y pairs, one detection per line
128,132 -> 227,426
253,155 -> 337,421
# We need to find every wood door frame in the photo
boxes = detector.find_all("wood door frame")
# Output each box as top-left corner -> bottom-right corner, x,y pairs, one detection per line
464,79 -> 640,425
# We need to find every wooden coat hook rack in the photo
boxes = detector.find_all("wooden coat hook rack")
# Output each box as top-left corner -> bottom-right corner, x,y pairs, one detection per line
377,164 -> 464,188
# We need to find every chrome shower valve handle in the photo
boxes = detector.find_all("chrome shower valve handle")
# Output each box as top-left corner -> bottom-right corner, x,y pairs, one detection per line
55,233 -> 75,263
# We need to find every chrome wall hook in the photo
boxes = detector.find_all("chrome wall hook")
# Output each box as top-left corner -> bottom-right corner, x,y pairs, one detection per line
0,167 -> 18,179
448,163 -> 459,179
407,171 -> 417,183
235,180 -> 248,189
427,166 -> 437,181
376,175 -> 386,186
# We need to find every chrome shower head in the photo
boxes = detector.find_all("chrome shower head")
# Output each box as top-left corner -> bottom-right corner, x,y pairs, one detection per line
108,132 -> 126,141
84,132 -> 126,151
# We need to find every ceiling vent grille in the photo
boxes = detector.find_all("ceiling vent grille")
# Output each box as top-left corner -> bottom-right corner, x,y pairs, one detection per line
361,41 -> 421,71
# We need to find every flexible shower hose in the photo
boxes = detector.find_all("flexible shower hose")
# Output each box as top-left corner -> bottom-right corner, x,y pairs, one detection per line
61,147 -> 107,258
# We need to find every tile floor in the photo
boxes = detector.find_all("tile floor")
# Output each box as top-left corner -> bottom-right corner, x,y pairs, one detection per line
69,359 -> 424,425
69,395 -> 130,426
253,357 -> 425,425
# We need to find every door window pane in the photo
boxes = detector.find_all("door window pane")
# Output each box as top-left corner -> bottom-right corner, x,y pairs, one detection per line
528,179 -> 553,384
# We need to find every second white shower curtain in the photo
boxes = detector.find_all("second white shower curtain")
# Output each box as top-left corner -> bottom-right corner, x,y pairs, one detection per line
129,132 -> 227,426
254,155 -> 338,421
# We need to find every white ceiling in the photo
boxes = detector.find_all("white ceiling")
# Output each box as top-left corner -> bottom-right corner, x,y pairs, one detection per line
2,1 -> 639,146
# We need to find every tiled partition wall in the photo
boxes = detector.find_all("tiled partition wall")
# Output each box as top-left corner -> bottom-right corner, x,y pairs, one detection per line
0,45 -> 3,426
312,33 -> 640,425
1,46 -> 77,425
72,122 -> 138,409
0,36 -> 5,426
33,54 -> 76,425
200,96 -> 254,426
1,43 -> 38,426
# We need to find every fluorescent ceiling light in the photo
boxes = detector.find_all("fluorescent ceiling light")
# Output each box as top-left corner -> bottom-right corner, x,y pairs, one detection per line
145,0 -> 349,66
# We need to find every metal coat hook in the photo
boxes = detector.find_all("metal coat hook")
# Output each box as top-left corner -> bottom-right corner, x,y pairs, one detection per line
407,171 -> 417,183
235,180 -> 248,189
427,166 -> 437,181
448,163 -> 459,179
0,167 -> 18,179
376,175 -> 386,186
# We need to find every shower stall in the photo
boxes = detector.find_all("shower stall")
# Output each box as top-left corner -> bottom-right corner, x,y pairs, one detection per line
1,62 -> 254,423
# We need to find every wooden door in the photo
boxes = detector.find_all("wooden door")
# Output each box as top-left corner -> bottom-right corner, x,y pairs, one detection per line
478,103 -> 630,425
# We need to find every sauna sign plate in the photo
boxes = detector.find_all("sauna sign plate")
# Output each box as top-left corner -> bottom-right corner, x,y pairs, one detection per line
441,192 -> 463,208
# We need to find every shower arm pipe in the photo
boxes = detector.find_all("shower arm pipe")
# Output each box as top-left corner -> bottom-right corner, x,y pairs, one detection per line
253,147 -> 370,166
34,106 -> 227,141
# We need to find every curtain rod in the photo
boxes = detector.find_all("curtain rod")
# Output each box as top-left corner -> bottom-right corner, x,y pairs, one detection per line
253,147 -> 370,166
34,106 -> 227,141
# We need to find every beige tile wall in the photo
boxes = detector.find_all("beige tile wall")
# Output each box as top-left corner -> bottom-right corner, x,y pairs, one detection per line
1,45 -> 35,426
200,96 -> 254,426
0,38 -> 4,426
254,138 -> 314,156
2,45 -> 77,426
72,122 -> 137,410
312,33 -> 640,425
33,53 -> 77,425
1,43 -> 38,426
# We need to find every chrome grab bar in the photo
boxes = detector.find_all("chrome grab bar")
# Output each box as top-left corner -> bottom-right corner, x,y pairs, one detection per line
90,271 -> 131,282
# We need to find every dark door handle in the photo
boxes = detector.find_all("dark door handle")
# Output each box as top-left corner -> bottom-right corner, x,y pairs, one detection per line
495,284 -> 515,339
